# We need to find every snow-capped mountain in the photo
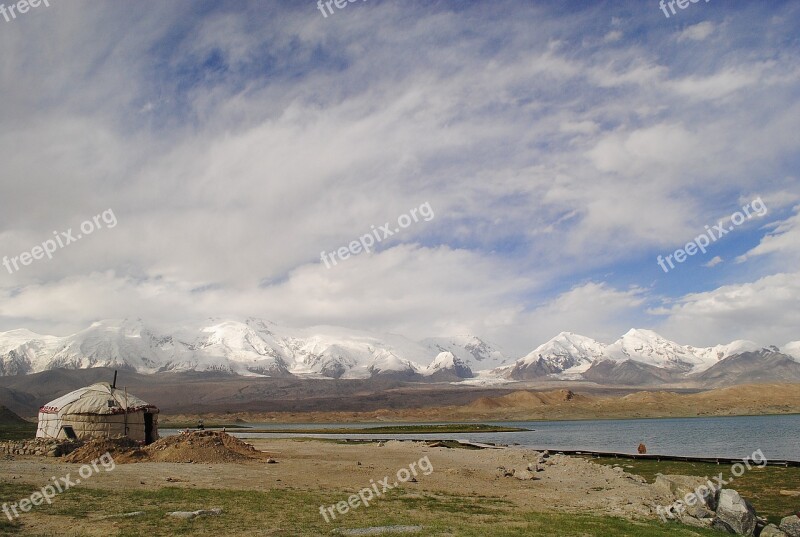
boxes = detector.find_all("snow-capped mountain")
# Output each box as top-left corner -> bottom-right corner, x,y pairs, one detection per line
0,320 -> 797,386
425,351 -> 474,380
499,332 -> 607,380
162,320 -> 292,376
604,329 -> 712,372
420,335 -> 510,371
0,329 -> 62,375
0,319 -> 501,381
498,329 -> 793,382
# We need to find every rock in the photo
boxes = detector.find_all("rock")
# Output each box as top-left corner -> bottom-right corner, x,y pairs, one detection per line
677,513 -> 713,529
780,491 -> 800,497
780,515 -> 800,537
513,469 -> 537,480
711,518 -> 737,533
166,508 -> 223,519
527,463 -> 542,473
761,524 -> 789,537
496,466 -> 515,478
654,474 -> 715,508
714,489 -> 757,536
685,503 -> 714,520
100,511 -> 146,520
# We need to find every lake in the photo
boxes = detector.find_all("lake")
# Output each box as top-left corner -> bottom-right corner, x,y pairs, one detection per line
162,414 -> 800,461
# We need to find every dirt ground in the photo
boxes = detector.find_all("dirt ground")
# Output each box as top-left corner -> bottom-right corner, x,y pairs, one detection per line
0,438 -> 673,520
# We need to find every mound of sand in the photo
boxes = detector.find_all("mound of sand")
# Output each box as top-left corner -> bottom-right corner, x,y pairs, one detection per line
469,389 -> 581,410
64,431 -> 266,464
621,391 -> 681,404
469,397 -> 504,411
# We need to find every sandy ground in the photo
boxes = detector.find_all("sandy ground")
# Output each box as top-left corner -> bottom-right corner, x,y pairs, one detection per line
0,438 -> 674,520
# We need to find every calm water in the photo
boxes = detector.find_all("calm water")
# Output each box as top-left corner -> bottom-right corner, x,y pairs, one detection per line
162,414 -> 800,461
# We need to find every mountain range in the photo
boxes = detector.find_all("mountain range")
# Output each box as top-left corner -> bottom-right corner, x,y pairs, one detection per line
1,320 -> 798,387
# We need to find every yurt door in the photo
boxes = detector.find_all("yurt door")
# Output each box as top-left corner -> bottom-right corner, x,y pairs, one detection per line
144,413 -> 154,444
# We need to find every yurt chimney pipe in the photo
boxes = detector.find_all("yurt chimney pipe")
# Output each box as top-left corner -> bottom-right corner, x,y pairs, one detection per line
112,370 -> 118,390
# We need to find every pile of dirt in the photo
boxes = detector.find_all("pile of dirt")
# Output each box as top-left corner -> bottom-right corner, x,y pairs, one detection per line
63,431 -> 266,464
63,436 -> 147,463
143,430 -> 264,463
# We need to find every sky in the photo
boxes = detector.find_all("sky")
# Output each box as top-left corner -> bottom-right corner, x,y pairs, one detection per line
0,0 -> 798,356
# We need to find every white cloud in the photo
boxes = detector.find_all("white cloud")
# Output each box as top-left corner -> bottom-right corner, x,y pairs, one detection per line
704,256 -> 723,268
0,245 -> 542,353
512,282 -> 648,346
0,1 -> 798,353
736,206 -> 800,264
669,67 -> 762,100
677,22 -> 716,42
651,272 -> 800,346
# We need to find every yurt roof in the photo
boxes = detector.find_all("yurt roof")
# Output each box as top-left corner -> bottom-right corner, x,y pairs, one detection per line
39,382 -> 158,416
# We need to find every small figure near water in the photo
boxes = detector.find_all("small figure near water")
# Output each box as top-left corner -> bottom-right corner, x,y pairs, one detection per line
637,443 -> 647,454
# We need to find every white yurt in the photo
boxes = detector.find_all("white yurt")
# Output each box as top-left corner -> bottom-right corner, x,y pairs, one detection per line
36,380 -> 159,444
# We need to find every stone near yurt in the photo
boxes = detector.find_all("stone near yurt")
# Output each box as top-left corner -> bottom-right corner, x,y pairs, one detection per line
780,515 -> 800,537
37,382 -> 159,444
761,524 -> 789,537
714,489 -> 757,536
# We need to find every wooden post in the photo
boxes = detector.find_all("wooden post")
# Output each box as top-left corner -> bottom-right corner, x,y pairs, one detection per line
124,386 -> 129,437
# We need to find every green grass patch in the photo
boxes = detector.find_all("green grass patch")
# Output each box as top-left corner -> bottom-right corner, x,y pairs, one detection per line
0,423 -> 37,442
585,456 -> 800,525
0,480 -> 725,536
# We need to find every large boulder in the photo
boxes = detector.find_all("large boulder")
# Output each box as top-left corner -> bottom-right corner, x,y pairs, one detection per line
761,524 -> 789,537
713,489 -> 757,536
780,515 -> 800,537
654,474 -> 715,507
